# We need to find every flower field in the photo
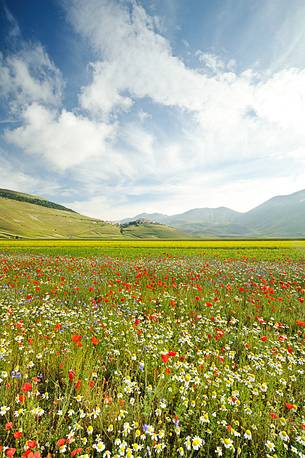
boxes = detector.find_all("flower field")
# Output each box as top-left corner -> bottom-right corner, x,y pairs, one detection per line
1,245 -> 305,457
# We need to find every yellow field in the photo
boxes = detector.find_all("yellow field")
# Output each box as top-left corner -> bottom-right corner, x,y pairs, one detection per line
1,239 -> 305,248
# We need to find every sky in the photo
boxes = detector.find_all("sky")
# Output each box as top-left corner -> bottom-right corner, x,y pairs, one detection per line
1,0 -> 305,220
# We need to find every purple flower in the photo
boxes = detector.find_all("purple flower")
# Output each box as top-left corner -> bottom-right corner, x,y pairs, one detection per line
11,370 -> 21,379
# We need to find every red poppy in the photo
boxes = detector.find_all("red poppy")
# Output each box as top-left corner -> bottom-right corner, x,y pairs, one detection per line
25,452 -> 41,458
161,354 -> 169,364
71,334 -> 82,342
68,370 -> 75,381
6,449 -> 16,458
14,431 -> 23,439
57,439 -> 66,447
71,448 -> 82,457
91,336 -> 99,345
296,320 -> 305,327
285,402 -> 296,410
19,394 -> 26,403
22,383 -> 33,393
26,440 -> 37,449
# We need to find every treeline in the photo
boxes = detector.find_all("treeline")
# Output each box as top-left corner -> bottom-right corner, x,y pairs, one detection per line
0,189 -> 75,213
120,219 -> 162,228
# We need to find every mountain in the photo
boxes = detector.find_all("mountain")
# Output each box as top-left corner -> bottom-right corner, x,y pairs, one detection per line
165,207 -> 243,237
121,189 -> 305,238
239,189 -> 305,237
0,189 -> 186,240
3,188 -> 305,239
121,207 -> 240,225
121,207 -> 246,237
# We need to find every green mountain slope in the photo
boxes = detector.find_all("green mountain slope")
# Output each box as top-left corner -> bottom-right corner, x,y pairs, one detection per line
0,189 -> 186,239
0,197 -> 122,239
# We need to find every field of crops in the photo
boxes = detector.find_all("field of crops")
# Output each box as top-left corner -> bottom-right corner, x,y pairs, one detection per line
1,242 -> 305,457
1,240 -> 305,260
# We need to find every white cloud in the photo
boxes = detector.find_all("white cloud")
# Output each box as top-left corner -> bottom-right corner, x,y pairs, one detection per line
137,110 -> 151,122
80,61 -> 134,117
3,5 -> 21,39
66,0 -> 305,166
0,153 -> 62,195
254,68 -> 305,135
0,156 -> 38,192
4,103 -> 115,170
0,44 -> 62,112
67,0 -> 212,117
196,51 -> 226,73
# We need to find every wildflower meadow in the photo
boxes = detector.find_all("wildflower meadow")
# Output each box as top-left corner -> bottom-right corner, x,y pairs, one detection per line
0,243 -> 305,457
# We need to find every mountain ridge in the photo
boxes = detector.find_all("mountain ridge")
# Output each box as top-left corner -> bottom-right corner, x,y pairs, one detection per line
120,189 -> 305,238
1,187 -> 305,239
0,188 -> 75,213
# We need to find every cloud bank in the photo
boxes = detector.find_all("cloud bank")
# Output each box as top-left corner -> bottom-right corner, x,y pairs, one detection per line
1,0 -> 305,219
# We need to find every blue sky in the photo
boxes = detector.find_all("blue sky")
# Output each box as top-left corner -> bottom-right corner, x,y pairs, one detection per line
1,0 -> 305,220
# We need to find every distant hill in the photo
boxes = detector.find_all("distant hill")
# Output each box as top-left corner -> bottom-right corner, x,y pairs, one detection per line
120,218 -> 190,239
0,189 -> 186,240
121,189 -> 305,238
120,212 -> 168,224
